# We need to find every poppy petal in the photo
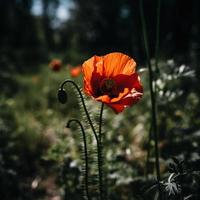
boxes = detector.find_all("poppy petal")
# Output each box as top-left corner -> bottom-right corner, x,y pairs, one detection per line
114,73 -> 143,93
83,56 -> 103,95
95,95 -> 111,103
107,93 -> 142,114
110,88 -> 129,103
82,56 -> 103,81
82,52 -> 143,114
107,104 -> 126,113
103,52 -> 136,77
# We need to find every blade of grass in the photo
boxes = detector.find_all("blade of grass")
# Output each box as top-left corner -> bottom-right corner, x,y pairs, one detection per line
155,0 -> 161,73
139,0 -> 162,199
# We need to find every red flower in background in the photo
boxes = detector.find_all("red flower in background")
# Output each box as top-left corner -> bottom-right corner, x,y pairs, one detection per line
49,59 -> 62,72
70,65 -> 82,77
82,52 -> 143,113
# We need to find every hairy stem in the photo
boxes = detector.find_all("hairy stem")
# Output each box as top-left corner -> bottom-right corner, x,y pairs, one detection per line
61,80 -> 98,141
99,103 -> 104,143
145,123 -> 153,179
98,103 -> 104,200
66,119 -> 90,200
60,80 -> 103,199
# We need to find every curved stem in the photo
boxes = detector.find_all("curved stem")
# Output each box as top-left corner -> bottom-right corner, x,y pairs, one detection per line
61,80 -> 103,199
61,80 -> 99,143
66,119 -> 90,200
139,1 -> 162,199
98,103 -> 104,200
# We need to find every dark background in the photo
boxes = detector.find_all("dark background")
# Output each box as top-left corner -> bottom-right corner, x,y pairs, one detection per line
1,0 -> 200,70
0,0 -> 200,200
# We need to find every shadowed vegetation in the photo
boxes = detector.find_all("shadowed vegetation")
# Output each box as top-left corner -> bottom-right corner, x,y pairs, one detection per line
0,0 -> 200,199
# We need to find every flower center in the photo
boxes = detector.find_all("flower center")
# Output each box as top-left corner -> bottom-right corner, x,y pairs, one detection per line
100,78 -> 117,96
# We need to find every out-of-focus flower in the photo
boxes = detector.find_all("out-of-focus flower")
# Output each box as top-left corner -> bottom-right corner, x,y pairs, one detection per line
155,60 -> 195,104
82,52 -> 143,113
49,59 -> 62,72
70,65 -> 82,77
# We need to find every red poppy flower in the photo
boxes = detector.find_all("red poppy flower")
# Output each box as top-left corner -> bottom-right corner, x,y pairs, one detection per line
82,52 -> 143,113
70,65 -> 82,77
49,59 -> 62,72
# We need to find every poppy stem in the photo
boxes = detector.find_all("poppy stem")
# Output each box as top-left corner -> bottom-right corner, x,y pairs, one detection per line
66,119 -> 90,200
60,80 -> 104,200
139,1 -> 162,199
145,122 -> 153,179
60,80 -> 98,140
98,103 -> 105,200
99,103 -> 104,142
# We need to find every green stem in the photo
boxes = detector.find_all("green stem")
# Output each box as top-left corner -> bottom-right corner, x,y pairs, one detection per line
61,80 -> 98,140
139,0 -> 162,199
145,122 -> 153,179
154,0 -> 161,110
66,119 -> 90,200
99,103 -> 104,142
155,0 -> 161,73
60,80 -> 103,199
98,103 -> 104,200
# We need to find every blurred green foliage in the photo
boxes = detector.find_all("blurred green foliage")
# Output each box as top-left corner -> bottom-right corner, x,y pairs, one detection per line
1,59 -> 199,199
0,0 -> 200,199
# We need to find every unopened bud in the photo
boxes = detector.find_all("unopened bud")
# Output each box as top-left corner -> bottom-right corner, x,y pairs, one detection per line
58,88 -> 67,104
